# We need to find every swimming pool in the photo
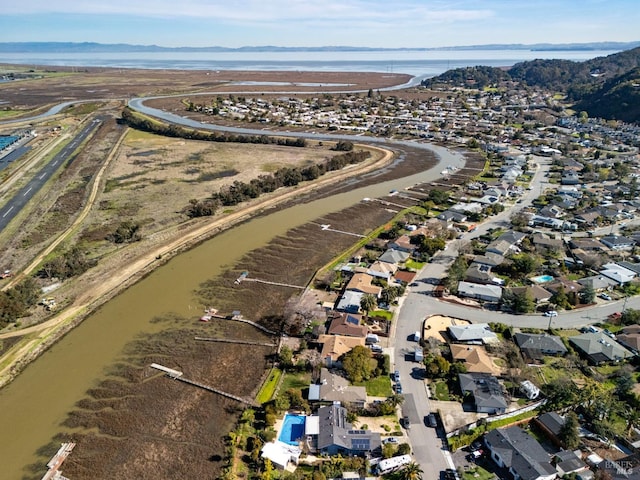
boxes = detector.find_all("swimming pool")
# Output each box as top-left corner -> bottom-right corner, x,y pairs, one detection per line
530,275 -> 554,284
278,414 -> 306,446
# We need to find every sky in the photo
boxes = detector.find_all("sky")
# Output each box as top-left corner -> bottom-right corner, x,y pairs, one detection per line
1,0 -> 639,49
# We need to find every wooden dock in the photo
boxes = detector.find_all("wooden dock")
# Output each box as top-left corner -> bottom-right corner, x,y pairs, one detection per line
42,442 -> 75,480
151,363 -> 256,406
242,277 -> 305,289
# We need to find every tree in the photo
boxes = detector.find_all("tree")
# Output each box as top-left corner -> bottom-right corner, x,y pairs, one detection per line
551,286 -> 570,310
581,282 -> 596,304
279,345 -> 293,369
559,411 -> 581,449
400,462 -> 423,480
510,211 -> 530,228
341,345 -> 376,383
360,294 -> 377,316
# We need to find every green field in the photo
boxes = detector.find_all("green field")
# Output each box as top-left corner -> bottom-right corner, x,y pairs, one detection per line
256,368 -> 282,404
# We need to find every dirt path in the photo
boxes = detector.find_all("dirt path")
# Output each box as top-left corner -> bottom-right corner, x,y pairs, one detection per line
0,144 -> 393,386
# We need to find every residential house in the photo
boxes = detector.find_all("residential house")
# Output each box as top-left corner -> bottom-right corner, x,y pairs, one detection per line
393,270 -> 417,285
577,275 -> 618,292
327,312 -> 368,337
345,273 -> 382,297
553,450 -> 589,477
313,403 -> 381,456
367,261 -> 397,280
569,238 -> 606,252
387,234 -> 415,253
316,335 -> 366,367
601,235 -> 635,250
508,286 -> 553,305
438,210 -> 468,223
599,263 -> 637,285
544,278 -> 583,296
486,239 -> 518,257
377,248 -> 410,265
531,233 -> 564,253
569,332 -> 633,364
448,323 -> 499,344
308,368 -> 367,408
450,344 -> 501,375
574,210 -> 601,226
472,252 -> 506,268
616,325 -> 640,354
459,373 -> 507,414
457,281 -> 503,303
485,426 -> 557,480
561,171 -> 581,185
336,291 -> 365,314
514,333 -> 568,362
534,412 -> 566,447
465,264 -> 501,285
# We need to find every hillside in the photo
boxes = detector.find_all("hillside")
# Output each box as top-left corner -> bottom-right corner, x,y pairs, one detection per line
422,47 -> 640,123
574,67 -> 640,123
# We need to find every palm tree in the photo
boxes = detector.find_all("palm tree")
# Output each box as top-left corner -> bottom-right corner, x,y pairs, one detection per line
400,462 -> 423,480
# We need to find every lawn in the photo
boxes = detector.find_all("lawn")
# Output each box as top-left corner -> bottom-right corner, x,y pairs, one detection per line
462,465 -> 495,480
280,371 -> 312,392
433,380 -> 450,401
370,310 -> 393,320
405,259 -> 425,271
355,375 -> 393,397
256,368 -> 282,404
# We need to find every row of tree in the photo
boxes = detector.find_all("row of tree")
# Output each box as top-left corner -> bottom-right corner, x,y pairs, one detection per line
211,150 -> 371,207
120,107 -> 307,147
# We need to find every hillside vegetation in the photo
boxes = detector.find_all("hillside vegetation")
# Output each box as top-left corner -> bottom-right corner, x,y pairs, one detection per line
422,47 -> 640,123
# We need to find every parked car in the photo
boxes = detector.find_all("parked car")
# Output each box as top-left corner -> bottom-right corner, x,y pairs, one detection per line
395,383 -> 403,394
401,416 -> 411,429
599,293 -> 612,301
543,310 -> 558,317
425,413 -> 437,428
444,469 -> 461,480
382,437 -> 399,444
393,370 -> 400,382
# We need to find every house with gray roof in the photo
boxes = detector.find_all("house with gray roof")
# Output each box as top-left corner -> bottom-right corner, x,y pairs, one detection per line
514,333 -> 567,361
459,373 -> 507,414
599,263 -> 637,285
601,235 -> 635,250
485,426 -> 556,480
448,323 -> 498,344
570,332 -> 633,364
314,403 -> 381,456
308,368 -> 367,408
534,412 -> 566,446
377,248 -> 410,265
457,281 -> 503,303
578,275 -> 618,292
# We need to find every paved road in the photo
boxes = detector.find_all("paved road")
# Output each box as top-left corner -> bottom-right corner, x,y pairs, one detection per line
0,117 -> 104,232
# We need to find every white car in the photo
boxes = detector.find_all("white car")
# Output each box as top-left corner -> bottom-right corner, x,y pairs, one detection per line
383,437 -> 399,444
543,310 -> 558,317
599,293 -> 612,301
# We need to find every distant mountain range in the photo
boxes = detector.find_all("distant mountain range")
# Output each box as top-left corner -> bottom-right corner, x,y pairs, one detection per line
423,47 -> 640,124
0,41 -> 639,53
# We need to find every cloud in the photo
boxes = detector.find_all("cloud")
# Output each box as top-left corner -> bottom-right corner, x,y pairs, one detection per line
4,0 -> 494,25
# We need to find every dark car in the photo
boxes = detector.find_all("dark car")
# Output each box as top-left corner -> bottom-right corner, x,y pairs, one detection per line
402,416 -> 411,429
395,383 -> 403,394
444,469 -> 460,480
425,413 -> 437,428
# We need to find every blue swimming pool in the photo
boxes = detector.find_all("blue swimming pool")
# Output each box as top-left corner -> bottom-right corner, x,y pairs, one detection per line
531,275 -> 554,284
278,414 -> 306,446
